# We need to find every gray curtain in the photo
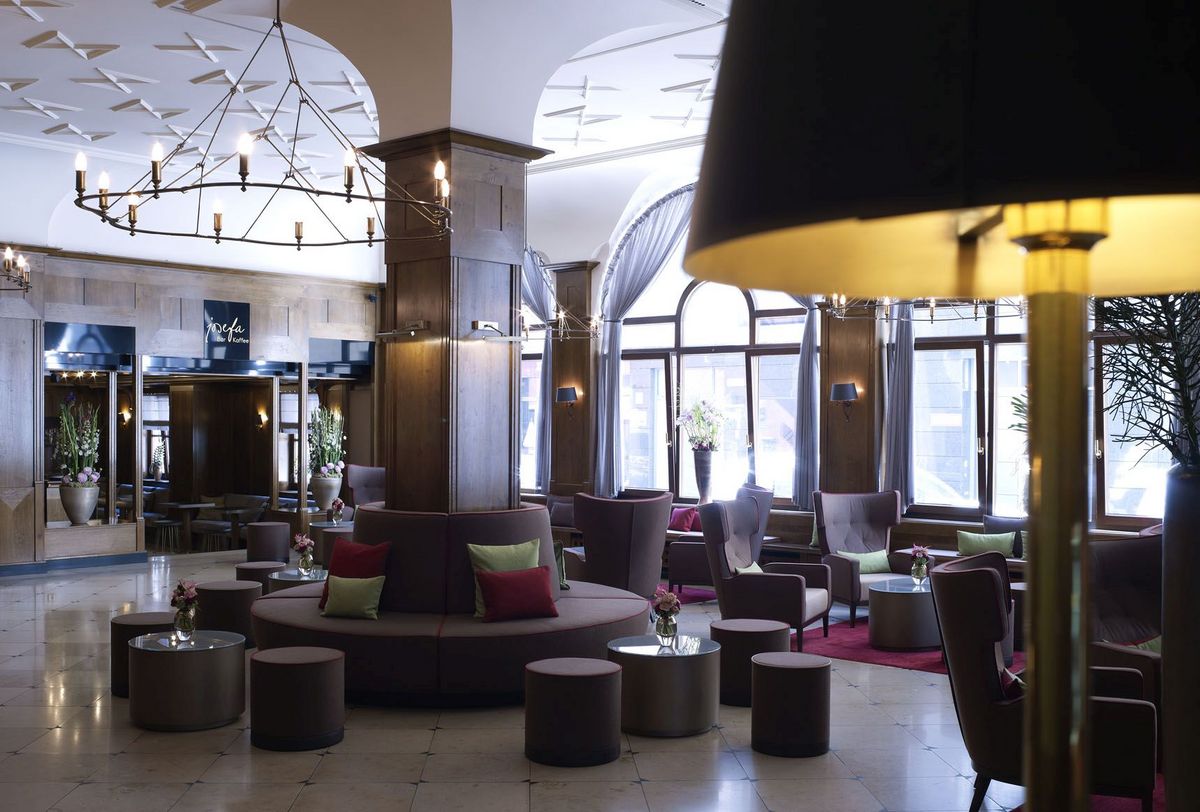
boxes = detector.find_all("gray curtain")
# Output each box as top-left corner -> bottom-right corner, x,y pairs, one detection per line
594,184 -> 696,496
882,303 -> 915,509
792,295 -> 819,509
520,248 -> 555,493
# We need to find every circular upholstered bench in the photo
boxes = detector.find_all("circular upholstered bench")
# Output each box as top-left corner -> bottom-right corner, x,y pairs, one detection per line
710,618 -> 791,707
110,611 -> 176,697
751,652 -> 832,757
525,657 -> 621,766
196,580 -> 262,647
246,522 -> 290,563
235,561 -> 286,592
251,646 -> 345,751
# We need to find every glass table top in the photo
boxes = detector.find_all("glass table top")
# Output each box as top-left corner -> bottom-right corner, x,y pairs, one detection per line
129,630 -> 245,652
608,634 -> 720,658
309,521 -> 353,529
269,568 -> 328,582
869,577 -> 932,594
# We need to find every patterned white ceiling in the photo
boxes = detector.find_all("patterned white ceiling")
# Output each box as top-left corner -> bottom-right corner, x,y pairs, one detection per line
0,0 -> 378,179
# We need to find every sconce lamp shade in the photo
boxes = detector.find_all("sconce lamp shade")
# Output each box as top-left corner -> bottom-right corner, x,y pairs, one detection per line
829,383 -> 858,403
684,1 -> 1200,298
555,387 -> 578,404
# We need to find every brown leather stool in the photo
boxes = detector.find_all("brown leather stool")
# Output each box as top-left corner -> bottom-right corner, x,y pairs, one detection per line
251,647 -> 345,750
710,618 -> 791,706
246,522 -> 290,563
236,561 -> 286,592
110,611 -> 175,697
196,580 -> 262,647
525,657 -> 622,767
751,652 -> 832,757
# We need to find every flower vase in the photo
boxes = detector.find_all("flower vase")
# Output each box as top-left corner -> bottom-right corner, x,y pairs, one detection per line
693,449 -> 713,505
298,553 -> 314,577
311,476 -> 342,511
60,484 -> 99,526
655,614 -> 678,648
174,607 -> 195,643
910,560 -> 928,586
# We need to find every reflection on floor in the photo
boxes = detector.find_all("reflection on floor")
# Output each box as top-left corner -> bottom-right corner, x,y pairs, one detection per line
0,552 -> 1022,811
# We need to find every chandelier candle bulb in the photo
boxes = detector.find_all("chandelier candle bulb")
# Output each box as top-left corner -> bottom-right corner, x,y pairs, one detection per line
433,160 -> 446,181
440,179 -> 450,201
366,216 -> 375,245
128,193 -> 140,231
3,246 -> 11,273
74,152 -> 86,196
212,200 -> 223,242
343,148 -> 355,198
97,171 -> 110,211
237,133 -> 252,188
150,142 -> 163,190
294,220 -> 303,250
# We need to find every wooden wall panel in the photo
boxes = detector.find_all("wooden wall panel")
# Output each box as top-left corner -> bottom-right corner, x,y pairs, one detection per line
0,319 -> 35,487
0,488 -> 36,564
819,308 -> 882,493
548,262 -> 596,495
84,279 -> 135,308
43,275 -> 84,305
169,385 -> 195,502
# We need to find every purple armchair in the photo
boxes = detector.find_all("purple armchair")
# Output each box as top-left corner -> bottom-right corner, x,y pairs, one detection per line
813,490 -> 906,626
931,552 -> 1157,812
699,498 -> 831,650
668,482 -> 774,592
565,491 -> 672,598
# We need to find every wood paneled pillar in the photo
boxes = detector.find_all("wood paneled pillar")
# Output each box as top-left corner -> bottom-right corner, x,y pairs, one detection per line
546,261 -> 597,496
818,306 -> 882,493
364,129 -> 548,512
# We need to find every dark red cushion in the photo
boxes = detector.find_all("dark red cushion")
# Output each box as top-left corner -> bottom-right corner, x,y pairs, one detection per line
475,565 -> 559,623
669,507 -> 698,532
690,511 -> 703,532
319,539 -> 391,609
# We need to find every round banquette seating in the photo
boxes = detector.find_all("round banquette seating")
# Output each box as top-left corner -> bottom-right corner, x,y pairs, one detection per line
252,503 -> 649,704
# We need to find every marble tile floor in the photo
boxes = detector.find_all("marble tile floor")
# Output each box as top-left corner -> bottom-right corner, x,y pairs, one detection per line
0,552 -> 1025,811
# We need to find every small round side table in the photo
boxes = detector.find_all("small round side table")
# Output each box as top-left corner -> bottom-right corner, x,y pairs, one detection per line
128,630 -> 245,731
606,634 -> 720,737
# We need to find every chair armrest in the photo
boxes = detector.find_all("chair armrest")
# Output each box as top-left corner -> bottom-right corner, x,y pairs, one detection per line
764,562 -> 831,591
887,550 -> 914,574
723,572 -> 807,629
1090,696 -> 1157,794
822,553 -> 861,603
1090,665 -> 1146,701
1091,642 -> 1161,707
562,546 -> 587,581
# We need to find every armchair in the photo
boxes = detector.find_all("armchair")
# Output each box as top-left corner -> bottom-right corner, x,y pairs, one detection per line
566,491 -> 672,598
931,552 -> 1157,812
813,490 -> 905,626
699,498 -> 831,650
668,482 -> 774,591
346,464 -> 385,506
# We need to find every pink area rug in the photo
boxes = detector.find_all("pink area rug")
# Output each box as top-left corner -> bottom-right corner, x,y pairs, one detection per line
1013,775 -> 1164,811
659,583 -> 716,605
791,618 -> 1026,676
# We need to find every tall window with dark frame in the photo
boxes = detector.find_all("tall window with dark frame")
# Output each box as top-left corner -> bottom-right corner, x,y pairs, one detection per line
518,309 -> 546,492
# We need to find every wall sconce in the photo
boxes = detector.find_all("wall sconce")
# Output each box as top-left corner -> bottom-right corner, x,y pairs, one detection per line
256,410 -> 269,430
120,408 -> 132,426
556,386 -> 578,417
830,382 -> 858,422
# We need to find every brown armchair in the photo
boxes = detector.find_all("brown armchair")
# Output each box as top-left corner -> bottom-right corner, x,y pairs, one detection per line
699,498 -> 831,649
565,491 -> 672,598
931,552 -> 1157,812
667,482 -> 774,591
813,490 -> 906,626
346,464 -> 385,506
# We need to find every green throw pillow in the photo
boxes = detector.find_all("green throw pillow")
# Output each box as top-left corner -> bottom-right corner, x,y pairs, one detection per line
810,522 -> 820,548
467,539 -> 541,617
735,561 -> 764,575
321,574 -> 386,620
1021,530 -> 1031,561
836,549 -> 891,574
1131,636 -> 1162,654
957,530 -> 1016,558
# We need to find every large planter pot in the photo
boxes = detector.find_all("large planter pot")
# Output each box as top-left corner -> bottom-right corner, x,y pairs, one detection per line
61,485 -> 99,526
311,476 -> 342,511
693,449 -> 713,505
1164,463 -> 1200,812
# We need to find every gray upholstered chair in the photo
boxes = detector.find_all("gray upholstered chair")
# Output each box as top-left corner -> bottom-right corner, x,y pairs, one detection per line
931,552 -> 1158,812
346,464 -> 385,506
813,490 -> 905,626
699,498 -> 831,650
668,482 -> 773,591
565,491 -> 672,598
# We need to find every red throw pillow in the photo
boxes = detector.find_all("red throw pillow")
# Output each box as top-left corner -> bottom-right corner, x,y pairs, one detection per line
319,539 -> 391,609
690,511 -> 703,532
669,507 -> 698,532
475,565 -> 559,622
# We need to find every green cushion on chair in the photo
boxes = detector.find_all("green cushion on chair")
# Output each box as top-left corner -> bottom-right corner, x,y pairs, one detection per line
321,574 -> 386,620
835,549 -> 891,573
735,561 -> 764,575
466,539 -> 541,618
957,530 -> 1016,558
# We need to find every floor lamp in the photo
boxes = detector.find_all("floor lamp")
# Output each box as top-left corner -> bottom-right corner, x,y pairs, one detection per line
684,3 -> 1200,810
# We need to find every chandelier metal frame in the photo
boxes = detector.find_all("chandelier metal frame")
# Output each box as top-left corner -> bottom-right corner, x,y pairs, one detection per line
72,1 -> 450,249
1,247 -> 32,293
822,295 -> 1028,323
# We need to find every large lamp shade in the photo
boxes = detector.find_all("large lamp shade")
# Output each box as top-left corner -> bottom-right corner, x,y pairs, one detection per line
685,1 -> 1200,298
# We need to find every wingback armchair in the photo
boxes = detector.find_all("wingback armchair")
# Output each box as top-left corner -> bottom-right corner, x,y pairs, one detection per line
813,490 -> 905,626
931,552 -> 1157,812
699,498 -> 831,649
566,491 -> 672,598
667,482 -> 774,591
346,464 -> 385,506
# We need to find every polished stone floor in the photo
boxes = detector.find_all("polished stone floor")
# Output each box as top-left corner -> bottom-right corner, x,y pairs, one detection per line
0,552 -> 1024,811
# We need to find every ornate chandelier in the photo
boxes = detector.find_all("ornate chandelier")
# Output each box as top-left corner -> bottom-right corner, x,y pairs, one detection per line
1,246 -> 32,292
824,295 -> 1027,323
71,2 -> 449,249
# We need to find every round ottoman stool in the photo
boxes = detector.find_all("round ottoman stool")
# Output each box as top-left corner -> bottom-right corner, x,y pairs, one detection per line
110,611 -> 175,697
710,618 -> 791,707
129,631 -> 245,731
751,652 -> 832,757
251,647 -> 345,751
195,581 -> 262,647
235,561 -> 286,592
525,658 -> 622,767
246,522 -> 290,563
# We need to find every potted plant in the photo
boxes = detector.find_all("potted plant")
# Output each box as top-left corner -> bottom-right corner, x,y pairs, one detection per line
308,405 -> 345,510
150,439 -> 165,481
51,391 -> 102,526
1097,293 -> 1200,802
678,400 -> 724,504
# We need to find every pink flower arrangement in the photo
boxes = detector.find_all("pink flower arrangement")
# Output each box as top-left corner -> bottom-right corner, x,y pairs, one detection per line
911,545 -> 932,565
170,579 -> 198,610
331,497 -> 344,513
652,586 -> 681,618
292,533 -> 315,555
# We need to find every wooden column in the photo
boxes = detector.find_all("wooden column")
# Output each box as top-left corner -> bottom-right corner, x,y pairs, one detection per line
546,260 -> 597,496
364,129 -> 548,512
818,306 -> 882,493
132,358 -> 144,550
297,362 -> 310,531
